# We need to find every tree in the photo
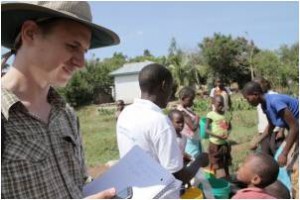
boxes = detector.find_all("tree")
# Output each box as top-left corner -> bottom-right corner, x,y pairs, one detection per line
167,38 -> 203,87
143,49 -> 152,57
199,33 -> 256,86
277,43 -> 299,83
58,52 -> 127,107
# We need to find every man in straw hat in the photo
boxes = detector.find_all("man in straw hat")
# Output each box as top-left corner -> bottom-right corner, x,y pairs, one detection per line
1,1 -> 119,198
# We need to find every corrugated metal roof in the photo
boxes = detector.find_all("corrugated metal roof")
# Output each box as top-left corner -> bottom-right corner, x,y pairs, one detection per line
109,60 -> 154,76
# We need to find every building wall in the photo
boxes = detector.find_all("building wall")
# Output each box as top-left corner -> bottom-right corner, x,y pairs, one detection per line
114,74 -> 141,103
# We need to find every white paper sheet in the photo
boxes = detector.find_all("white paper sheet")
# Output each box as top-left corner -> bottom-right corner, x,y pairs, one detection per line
83,145 -> 179,199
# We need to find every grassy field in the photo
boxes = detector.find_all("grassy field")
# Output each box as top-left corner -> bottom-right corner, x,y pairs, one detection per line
77,94 -> 258,173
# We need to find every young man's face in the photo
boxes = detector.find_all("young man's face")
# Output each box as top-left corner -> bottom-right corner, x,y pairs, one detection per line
32,19 -> 91,87
243,93 -> 260,107
171,113 -> 184,134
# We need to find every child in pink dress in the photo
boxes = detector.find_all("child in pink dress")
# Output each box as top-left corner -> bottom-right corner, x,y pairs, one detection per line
177,87 -> 202,159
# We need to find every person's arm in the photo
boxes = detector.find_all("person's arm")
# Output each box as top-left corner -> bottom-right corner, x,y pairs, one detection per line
173,152 -> 209,185
182,112 -> 199,131
249,123 -> 274,150
277,108 -> 298,166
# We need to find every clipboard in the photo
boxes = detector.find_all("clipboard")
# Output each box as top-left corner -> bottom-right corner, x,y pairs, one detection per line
83,145 -> 181,199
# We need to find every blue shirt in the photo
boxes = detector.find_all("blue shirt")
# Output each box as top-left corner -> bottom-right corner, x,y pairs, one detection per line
262,94 -> 299,128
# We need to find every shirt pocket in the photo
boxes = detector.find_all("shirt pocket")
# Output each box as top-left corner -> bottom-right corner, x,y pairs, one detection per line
3,139 -> 48,163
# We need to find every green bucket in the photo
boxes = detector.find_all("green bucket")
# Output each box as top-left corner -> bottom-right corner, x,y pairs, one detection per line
199,117 -> 208,139
208,177 -> 230,199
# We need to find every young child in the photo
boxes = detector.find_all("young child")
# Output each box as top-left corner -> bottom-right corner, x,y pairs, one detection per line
177,87 -> 202,159
205,95 -> 232,179
210,77 -> 232,112
232,153 -> 279,199
115,99 -> 125,120
168,110 -> 192,164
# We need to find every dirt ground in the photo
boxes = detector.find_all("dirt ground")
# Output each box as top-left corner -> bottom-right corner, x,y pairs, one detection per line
88,165 -> 109,178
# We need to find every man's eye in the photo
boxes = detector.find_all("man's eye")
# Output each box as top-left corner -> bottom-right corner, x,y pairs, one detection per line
66,44 -> 78,50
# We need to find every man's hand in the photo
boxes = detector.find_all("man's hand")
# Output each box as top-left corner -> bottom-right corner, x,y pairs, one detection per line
85,188 -> 116,199
249,141 -> 258,150
277,153 -> 288,167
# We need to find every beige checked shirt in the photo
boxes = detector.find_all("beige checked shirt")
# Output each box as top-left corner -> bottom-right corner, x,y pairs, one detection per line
1,87 -> 88,198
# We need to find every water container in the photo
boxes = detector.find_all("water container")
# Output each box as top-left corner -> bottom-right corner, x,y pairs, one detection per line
199,117 -> 208,139
181,187 -> 204,199
208,177 -> 230,199
198,171 -> 230,199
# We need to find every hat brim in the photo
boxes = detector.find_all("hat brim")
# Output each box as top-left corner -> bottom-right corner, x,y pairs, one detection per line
1,2 -> 120,49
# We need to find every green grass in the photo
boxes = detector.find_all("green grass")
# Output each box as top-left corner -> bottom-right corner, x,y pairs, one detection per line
77,105 -> 119,167
77,98 -> 258,172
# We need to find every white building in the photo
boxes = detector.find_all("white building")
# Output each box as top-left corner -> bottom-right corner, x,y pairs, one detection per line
110,61 -> 154,104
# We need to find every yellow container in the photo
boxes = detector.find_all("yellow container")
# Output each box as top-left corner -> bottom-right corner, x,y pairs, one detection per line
181,187 -> 204,199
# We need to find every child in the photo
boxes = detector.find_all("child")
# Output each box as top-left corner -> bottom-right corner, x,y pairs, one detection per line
115,99 -> 125,120
232,153 -> 279,199
205,95 -> 232,179
177,87 -> 202,159
209,77 -> 232,112
168,110 -> 192,164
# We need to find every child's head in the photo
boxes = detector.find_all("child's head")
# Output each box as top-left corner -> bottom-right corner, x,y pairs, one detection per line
253,77 -> 271,93
116,100 -> 125,111
139,63 -> 173,108
168,110 -> 184,134
236,153 -> 279,188
178,87 -> 196,108
242,81 -> 263,107
213,95 -> 224,113
214,77 -> 225,88
264,180 -> 291,199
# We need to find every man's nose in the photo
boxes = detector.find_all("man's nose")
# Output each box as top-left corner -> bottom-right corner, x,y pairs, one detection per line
72,52 -> 85,68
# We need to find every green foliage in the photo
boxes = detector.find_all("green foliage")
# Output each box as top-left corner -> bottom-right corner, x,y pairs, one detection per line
166,38 -> 204,87
193,94 -> 254,114
193,98 -> 211,113
231,97 -> 254,111
199,33 -> 254,85
252,42 -> 299,96
58,54 -> 127,107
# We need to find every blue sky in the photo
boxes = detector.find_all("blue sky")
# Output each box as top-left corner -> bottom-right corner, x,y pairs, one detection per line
1,1 -> 299,61
86,1 -> 299,60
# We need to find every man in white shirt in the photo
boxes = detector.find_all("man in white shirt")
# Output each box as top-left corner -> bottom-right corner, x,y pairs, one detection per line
117,63 -> 208,186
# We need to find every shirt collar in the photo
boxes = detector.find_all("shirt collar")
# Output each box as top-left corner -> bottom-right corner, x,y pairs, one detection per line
1,86 -> 66,120
133,98 -> 163,113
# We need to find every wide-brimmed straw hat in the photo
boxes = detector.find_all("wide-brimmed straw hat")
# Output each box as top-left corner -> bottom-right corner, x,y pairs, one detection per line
1,1 -> 120,50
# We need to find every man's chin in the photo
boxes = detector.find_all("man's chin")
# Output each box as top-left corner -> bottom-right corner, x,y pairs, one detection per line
52,80 -> 69,88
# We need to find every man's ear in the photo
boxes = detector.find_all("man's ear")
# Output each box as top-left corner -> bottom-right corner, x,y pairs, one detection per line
21,20 -> 40,46
251,174 -> 262,186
